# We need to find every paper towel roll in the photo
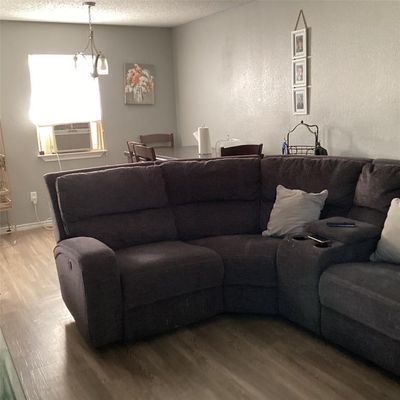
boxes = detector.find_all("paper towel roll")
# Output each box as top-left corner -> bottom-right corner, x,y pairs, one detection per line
193,127 -> 211,155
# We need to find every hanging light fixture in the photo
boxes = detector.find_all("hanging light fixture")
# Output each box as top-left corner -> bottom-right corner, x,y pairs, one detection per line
74,2 -> 109,78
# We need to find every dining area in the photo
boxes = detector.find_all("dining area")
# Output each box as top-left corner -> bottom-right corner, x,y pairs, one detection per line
125,132 -> 264,162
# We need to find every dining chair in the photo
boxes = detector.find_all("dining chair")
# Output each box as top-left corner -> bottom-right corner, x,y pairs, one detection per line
220,144 -> 263,157
126,140 -> 142,162
134,144 -> 157,162
139,133 -> 174,148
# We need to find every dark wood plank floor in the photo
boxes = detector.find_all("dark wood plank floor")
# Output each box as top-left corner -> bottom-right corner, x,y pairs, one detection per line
0,229 -> 399,400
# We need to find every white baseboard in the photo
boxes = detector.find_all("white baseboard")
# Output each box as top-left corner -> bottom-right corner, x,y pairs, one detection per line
0,220 -> 53,234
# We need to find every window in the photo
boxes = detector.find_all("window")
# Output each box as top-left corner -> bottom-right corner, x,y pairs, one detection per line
28,54 -> 105,155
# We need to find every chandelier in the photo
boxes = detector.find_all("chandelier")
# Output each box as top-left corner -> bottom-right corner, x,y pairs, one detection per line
74,2 -> 109,78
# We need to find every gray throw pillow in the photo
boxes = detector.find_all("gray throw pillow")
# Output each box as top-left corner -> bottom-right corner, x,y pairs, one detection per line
263,184 -> 328,237
370,198 -> 400,264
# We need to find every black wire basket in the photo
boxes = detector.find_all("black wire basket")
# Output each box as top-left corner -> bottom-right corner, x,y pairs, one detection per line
286,121 -> 327,155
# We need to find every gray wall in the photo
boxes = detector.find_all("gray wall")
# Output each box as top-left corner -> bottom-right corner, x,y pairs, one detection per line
0,21 -> 176,226
172,0 -> 400,157
2,1 -> 400,227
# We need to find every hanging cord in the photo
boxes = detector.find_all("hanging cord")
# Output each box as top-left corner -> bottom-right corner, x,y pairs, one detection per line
80,3 -> 99,55
88,4 -> 97,57
34,152 -> 62,231
55,152 -> 63,172
294,9 -> 308,30
104,148 -> 110,166
33,203 -> 53,231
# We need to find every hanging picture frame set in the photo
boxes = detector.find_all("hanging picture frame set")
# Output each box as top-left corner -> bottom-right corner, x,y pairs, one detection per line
291,11 -> 308,115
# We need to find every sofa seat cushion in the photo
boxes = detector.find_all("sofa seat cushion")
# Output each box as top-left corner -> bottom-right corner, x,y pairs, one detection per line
189,235 -> 280,287
320,262 -> 400,341
116,241 -> 224,309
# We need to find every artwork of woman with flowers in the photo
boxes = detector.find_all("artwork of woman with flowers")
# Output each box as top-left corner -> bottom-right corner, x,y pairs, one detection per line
124,63 -> 155,104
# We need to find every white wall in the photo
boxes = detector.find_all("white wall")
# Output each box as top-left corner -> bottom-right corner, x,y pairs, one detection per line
0,21 -> 176,226
172,0 -> 400,157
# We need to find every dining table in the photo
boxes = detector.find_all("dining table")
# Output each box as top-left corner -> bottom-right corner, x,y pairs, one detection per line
125,145 -> 217,161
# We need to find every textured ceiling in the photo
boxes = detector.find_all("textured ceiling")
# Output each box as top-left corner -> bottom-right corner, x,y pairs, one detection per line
0,0 -> 252,27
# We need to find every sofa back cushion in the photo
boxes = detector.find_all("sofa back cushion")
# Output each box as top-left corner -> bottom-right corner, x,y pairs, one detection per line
161,158 -> 261,240
260,156 -> 370,230
44,161 -> 156,242
56,165 -> 177,249
348,160 -> 400,227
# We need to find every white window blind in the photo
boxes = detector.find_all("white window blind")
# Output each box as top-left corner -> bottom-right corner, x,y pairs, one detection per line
28,54 -> 102,126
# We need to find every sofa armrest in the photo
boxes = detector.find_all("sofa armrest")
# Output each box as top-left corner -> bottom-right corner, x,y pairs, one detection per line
276,232 -> 378,335
306,217 -> 381,244
54,237 -> 123,347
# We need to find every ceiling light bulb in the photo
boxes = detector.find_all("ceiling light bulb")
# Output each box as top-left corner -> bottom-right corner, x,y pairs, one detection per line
98,55 -> 109,75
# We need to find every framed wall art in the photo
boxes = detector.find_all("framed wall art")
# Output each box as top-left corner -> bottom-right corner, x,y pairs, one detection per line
291,10 -> 309,115
293,87 -> 307,115
292,58 -> 307,87
291,28 -> 307,59
124,63 -> 155,105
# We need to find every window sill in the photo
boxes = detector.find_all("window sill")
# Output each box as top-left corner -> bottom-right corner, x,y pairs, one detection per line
38,150 -> 107,162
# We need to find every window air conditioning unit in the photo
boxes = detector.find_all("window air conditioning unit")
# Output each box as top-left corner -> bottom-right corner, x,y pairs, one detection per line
53,122 -> 91,153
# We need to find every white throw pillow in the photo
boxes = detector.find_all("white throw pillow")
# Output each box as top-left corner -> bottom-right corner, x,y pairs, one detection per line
262,185 -> 328,237
370,198 -> 400,264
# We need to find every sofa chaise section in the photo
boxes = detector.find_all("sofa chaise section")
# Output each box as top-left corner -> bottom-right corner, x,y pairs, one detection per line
319,159 -> 400,375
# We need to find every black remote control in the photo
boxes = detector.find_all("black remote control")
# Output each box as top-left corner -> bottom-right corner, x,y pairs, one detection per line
326,222 -> 356,228
307,234 -> 330,244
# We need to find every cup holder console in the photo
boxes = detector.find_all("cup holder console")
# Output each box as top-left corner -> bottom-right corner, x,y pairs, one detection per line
293,235 -> 308,241
314,241 -> 331,248
292,234 -> 332,248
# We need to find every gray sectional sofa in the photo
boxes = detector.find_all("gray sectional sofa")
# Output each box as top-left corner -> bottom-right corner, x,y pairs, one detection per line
44,156 -> 400,375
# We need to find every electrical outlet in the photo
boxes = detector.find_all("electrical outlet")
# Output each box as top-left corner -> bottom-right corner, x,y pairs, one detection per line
30,191 -> 38,205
